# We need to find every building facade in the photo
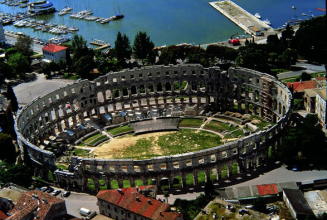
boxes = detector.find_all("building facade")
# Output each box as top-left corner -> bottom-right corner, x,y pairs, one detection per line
315,88 -> 327,128
42,44 -> 67,63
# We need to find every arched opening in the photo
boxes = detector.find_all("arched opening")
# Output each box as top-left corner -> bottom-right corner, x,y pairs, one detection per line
139,85 -> 145,94
111,180 -> 119,189
157,83 -> 163,92
210,168 -> 218,181
122,86 -> 128,96
197,171 -> 206,184
131,86 -> 137,95
173,176 -> 182,188
165,82 -> 171,92
87,178 -> 95,191
123,179 -> 131,188
186,173 -> 194,186
99,179 -> 107,190
135,179 -> 144,187
159,177 -> 169,189
97,92 -> 104,103
232,162 -> 239,175
147,83 -> 154,93
221,165 -> 229,179
174,82 -> 180,91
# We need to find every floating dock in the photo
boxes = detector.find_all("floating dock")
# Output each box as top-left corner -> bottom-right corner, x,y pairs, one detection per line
209,0 -> 272,35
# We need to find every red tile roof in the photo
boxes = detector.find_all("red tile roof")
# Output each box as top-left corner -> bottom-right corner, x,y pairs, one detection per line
42,44 -> 68,53
97,186 -> 182,220
0,210 -> 7,220
257,184 -> 278,196
7,190 -> 65,220
287,81 -> 318,93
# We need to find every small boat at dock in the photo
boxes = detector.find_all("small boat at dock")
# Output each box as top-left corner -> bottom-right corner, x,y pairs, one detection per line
254,13 -> 261,19
292,6 -> 296,9
302,13 -> 306,16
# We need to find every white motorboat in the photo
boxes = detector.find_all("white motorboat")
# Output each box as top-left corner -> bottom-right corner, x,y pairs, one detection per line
254,13 -> 261,19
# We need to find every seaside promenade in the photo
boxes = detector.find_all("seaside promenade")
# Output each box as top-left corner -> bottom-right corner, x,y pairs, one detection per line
209,0 -> 272,35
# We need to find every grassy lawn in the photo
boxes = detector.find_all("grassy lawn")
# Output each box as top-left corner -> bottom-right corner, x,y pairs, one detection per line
63,73 -> 80,80
56,164 -> 68,170
112,129 -> 222,160
84,133 -> 101,142
179,118 -> 203,128
108,126 -> 134,136
74,148 -> 90,157
204,121 -> 238,133
89,135 -> 108,145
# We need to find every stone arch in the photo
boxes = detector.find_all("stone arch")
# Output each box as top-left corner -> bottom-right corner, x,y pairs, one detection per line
87,178 -> 96,191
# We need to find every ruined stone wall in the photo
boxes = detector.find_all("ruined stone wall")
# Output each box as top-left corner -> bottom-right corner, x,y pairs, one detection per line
14,64 -> 292,189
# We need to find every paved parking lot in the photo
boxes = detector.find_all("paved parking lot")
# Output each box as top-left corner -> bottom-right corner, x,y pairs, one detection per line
12,73 -> 74,105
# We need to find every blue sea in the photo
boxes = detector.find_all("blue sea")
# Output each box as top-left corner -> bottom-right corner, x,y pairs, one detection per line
0,0 -> 325,47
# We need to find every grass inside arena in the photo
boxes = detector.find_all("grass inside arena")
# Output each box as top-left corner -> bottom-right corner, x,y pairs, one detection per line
93,129 -> 222,160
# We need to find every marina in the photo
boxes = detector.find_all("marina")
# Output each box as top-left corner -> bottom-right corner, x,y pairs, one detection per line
209,0 -> 272,35
1,0 -> 326,47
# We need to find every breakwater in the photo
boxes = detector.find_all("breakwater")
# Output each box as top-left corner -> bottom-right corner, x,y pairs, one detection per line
209,0 -> 272,35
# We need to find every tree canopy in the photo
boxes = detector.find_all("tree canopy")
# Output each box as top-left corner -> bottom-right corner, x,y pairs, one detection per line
0,162 -> 33,188
132,31 -> 155,65
293,15 -> 326,64
7,52 -> 31,78
277,114 -> 327,168
114,31 -> 132,65
14,35 -> 33,58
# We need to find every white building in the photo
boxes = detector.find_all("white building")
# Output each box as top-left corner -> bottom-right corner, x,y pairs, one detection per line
42,44 -> 68,63
0,20 -> 5,45
315,88 -> 327,128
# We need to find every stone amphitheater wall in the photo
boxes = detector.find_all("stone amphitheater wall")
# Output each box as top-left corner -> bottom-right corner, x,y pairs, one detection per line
14,64 -> 292,190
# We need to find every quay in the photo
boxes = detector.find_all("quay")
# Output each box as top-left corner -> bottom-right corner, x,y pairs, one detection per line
209,0 -> 272,35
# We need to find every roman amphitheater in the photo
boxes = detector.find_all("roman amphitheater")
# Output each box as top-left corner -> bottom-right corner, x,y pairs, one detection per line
14,64 -> 292,191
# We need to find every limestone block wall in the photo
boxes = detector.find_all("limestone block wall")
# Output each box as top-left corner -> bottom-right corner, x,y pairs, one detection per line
14,64 -> 292,189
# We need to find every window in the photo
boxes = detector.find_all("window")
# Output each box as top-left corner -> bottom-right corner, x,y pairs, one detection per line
114,207 -> 117,212
107,204 -> 110,209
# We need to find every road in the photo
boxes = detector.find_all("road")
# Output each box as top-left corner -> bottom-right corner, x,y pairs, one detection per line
277,62 -> 326,79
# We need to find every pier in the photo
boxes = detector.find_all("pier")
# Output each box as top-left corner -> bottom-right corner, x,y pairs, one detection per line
209,0 -> 272,35
90,39 -> 111,50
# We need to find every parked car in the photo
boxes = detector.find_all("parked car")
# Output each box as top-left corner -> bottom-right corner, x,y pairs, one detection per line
40,186 -> 48,192
51,189 -> 61,196
62,191 -> 71,197
47,187 -> 54,193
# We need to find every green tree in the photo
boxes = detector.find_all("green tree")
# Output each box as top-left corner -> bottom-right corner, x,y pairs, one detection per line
252,197 -> 267,213
278,114 -> 327,168
114,31 -> 132,65
0,163 -> 33,188
14,35 -> 33,58
7,52 -> 31,78
71,34 -> 89,61
132,31 -> 155,65
0,133 -> 16,163
293,15 -> 326,64
6,85 -> 18,113
73,55 -> 95,79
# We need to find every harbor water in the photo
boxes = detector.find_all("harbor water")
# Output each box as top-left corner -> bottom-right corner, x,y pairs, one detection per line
0,0 -> 326,47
